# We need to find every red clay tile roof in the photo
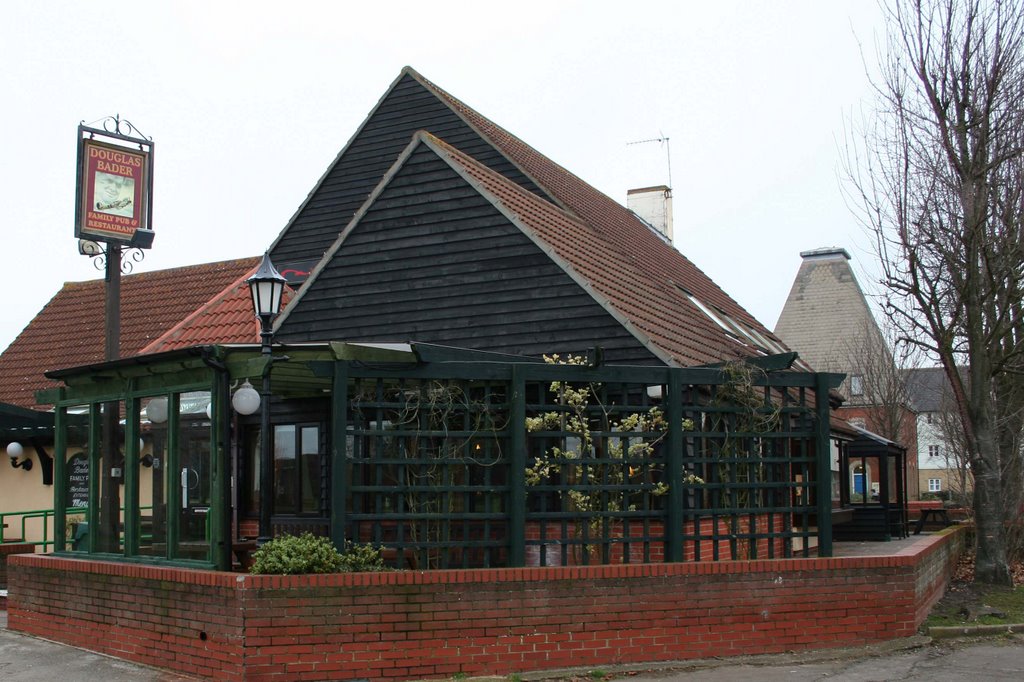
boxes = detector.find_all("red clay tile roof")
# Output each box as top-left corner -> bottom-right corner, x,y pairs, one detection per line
0,257 -> 258,409
141,270 -> 294,353
407,68 -> 788,364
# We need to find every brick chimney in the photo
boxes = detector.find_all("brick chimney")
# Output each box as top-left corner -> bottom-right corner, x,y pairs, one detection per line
627,186 -> 673,241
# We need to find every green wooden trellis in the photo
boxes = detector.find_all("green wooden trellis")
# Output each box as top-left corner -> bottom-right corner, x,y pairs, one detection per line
329,358 -> 842,568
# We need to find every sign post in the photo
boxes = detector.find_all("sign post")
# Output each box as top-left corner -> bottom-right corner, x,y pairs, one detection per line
74,116 -> 154,552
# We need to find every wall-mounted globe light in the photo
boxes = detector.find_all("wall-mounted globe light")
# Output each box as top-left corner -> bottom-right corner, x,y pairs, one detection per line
8,442 -> 32,471
232,380 -> 261,416
146,397 -> 169,424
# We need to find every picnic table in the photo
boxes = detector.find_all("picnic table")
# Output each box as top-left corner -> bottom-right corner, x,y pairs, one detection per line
913,507 -> 953,535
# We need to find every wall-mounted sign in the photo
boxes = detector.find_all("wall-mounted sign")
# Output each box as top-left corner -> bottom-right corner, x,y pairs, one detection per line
75,123 -> 154,247
66,451 -> 89,509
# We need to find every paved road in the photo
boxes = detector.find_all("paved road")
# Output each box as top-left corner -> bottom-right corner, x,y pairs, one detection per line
615,635 -> 1024,681
2,608 -> 1023,681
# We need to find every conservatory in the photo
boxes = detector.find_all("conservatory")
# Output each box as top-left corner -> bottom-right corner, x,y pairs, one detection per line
39,341 -> 843,571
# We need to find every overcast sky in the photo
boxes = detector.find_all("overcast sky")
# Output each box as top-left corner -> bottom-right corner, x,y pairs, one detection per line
1,0 -> 888,355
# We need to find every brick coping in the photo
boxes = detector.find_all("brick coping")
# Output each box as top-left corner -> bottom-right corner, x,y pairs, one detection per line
9,529 -> 961,589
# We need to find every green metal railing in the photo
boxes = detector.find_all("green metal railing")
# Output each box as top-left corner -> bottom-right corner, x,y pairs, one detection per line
1,506 -> 151,551
0,507 -> 80,551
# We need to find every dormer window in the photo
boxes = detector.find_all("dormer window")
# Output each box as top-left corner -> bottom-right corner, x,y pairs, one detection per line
677,286 -> 786,358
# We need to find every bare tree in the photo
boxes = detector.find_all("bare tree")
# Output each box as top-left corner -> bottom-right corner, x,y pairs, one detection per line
839,316 -> 918,446
846,0 -> 1024,584
933,379 -> 972,508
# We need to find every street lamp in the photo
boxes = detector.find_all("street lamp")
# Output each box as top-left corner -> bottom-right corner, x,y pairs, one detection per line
248,252 -> 287,545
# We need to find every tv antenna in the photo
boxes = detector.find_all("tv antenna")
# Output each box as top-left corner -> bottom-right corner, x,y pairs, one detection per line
626,135 -> 672,189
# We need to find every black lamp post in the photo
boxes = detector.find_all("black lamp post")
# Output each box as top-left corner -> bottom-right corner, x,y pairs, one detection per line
248,252 -> 287,545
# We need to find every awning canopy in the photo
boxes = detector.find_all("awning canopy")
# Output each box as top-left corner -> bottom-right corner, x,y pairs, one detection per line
0,401 -> 55,441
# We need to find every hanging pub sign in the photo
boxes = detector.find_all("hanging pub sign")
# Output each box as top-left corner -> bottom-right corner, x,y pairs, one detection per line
75,119 -> 154,248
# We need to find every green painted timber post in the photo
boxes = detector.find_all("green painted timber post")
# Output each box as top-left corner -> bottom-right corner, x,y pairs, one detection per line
53,404 -> 67,552
509,364 -> 526,566
331,361 -> 349,549
665,368 -> 684,562
214,370 -> 232,570
815,372 -> 833,557
86,404 -> 101,553
165,395 -> 180,558
124,393 -> 139,556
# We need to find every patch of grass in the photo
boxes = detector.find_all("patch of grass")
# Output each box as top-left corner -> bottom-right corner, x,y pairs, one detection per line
588,670 -> 608,680
923,552 -> 1024,629
924,584 -> 1024,628
507,675 -> 522,682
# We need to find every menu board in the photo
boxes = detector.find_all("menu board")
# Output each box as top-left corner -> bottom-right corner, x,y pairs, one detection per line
66,451 -> 89,509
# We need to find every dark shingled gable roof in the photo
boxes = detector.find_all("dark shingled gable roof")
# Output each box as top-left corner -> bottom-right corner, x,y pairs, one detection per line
279,132 -> 772,367
421,134 -> 751,366
418,69 -> 766,331
903,366 -> 962,414
269,67 -> 788,367
0,257 -> 258,409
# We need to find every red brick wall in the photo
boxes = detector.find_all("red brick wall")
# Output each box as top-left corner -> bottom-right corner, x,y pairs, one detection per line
0,542 -> 35,592
7,527 -> 966,682
238,518 -> 258,539
522,517 -> 787,565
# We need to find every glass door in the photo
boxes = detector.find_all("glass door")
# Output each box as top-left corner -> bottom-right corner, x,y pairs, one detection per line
174,391 -> 212,561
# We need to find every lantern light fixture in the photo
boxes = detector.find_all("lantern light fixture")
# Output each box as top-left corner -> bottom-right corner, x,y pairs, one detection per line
247,252 -> 287,547
247,252 -> 287,324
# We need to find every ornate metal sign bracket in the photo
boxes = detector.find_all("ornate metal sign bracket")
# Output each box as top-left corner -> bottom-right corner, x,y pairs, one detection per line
80,114 -> 153,147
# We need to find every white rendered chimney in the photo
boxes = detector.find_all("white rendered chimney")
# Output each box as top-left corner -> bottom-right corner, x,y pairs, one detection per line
627,186 -> 673,241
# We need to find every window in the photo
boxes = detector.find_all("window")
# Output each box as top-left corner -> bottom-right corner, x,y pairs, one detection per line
274,424 -> 323,516
925,412 -> 934,425
850,375 -> 864,396
928,444 -> 940,459
928,478 -> 942,492
244,422 -> 324,517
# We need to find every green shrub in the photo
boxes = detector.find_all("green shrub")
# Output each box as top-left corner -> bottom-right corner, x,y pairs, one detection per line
337,541 -> 388,572
249,533 -> 389,575
249,532 -> 343,575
